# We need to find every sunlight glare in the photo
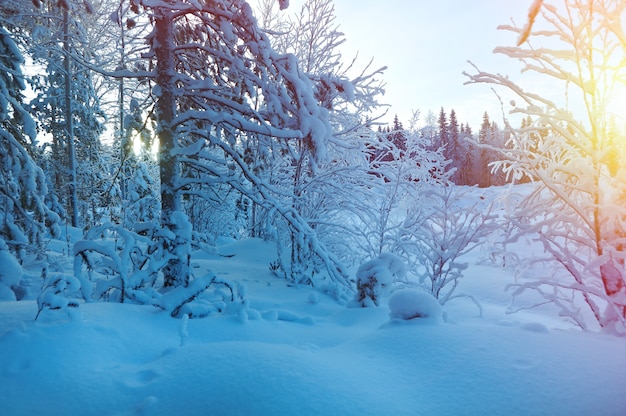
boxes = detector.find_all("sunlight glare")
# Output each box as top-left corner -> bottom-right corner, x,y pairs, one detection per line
606,86 -> 626,123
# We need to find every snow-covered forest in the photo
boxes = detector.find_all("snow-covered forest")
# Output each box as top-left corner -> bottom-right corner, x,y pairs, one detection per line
1,0 -> 625,414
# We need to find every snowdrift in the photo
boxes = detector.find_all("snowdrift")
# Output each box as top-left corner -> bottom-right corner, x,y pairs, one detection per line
1,235 -> 625,415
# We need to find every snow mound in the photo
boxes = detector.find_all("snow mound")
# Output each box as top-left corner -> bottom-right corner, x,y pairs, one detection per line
388,289 -> 442,321
0,241 -> 23,301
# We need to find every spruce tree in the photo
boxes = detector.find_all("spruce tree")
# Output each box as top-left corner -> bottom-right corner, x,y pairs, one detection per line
437,107 -> 448,153
391,114 -> 406,155
447,109 -> 460,183
477,111 -> 492,188
459,122 -> 474,185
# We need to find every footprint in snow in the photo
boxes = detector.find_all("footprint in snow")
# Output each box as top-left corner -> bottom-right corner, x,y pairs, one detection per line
124,369 -> 160,388
134,395 -> 158,415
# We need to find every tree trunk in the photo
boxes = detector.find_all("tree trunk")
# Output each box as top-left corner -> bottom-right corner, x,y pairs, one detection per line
63,7 -> 79,228
154,8 -> 189,288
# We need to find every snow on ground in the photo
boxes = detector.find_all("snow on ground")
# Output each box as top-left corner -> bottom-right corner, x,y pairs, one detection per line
1,188 -> 626,415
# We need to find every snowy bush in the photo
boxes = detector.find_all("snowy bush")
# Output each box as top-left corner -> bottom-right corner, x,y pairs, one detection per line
159,273 -> 247,319
73,221 -> 246,319
388,289 -> 442,321
352,253 -> 406,307
397,186 -> 495,310
73,222 -> 157,304
35,267 -> 81,320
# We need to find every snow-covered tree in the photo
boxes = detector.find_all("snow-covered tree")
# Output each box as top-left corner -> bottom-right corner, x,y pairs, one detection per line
446,109 -> 460,183
421,110 -> 439,151
457,122 -> 475,185
115,0 -> 361,295
353,118 -> 450,262
0,26 -> 59,267
476,112 -> 494,188
28,0 -> 106,228
124,160 -> 159,230
396,186 -> 496,310
96,1 -> 154,217
253,0 -> 387,286
465,0 -> 626,334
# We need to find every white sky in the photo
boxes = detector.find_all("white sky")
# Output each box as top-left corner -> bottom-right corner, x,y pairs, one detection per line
282,0 -> 534,129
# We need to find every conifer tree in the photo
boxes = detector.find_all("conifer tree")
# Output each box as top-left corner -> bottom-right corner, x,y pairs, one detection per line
458,122 -> 474,185
447,109 -> 460,183
437,107 -> 448,153
477,111 -> 492,188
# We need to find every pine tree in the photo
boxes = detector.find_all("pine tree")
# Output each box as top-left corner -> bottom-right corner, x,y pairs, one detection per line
477,111 -> 492,188
437,107 -> 448,153
447,109 -> 460,183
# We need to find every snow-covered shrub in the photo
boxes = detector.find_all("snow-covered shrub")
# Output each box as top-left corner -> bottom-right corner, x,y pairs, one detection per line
124,161 -> 160,230
352,253 -> 406,307
73,222 -> 158,304
388,289 -> 442,321
73,221 -> 246,319
0,239 -> 23,301
159,273 -> 247,319
35,267 -> 81,320
397,186 -> 495,309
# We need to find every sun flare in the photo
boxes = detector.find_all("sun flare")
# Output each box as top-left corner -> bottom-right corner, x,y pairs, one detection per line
606,88 -> 626,123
